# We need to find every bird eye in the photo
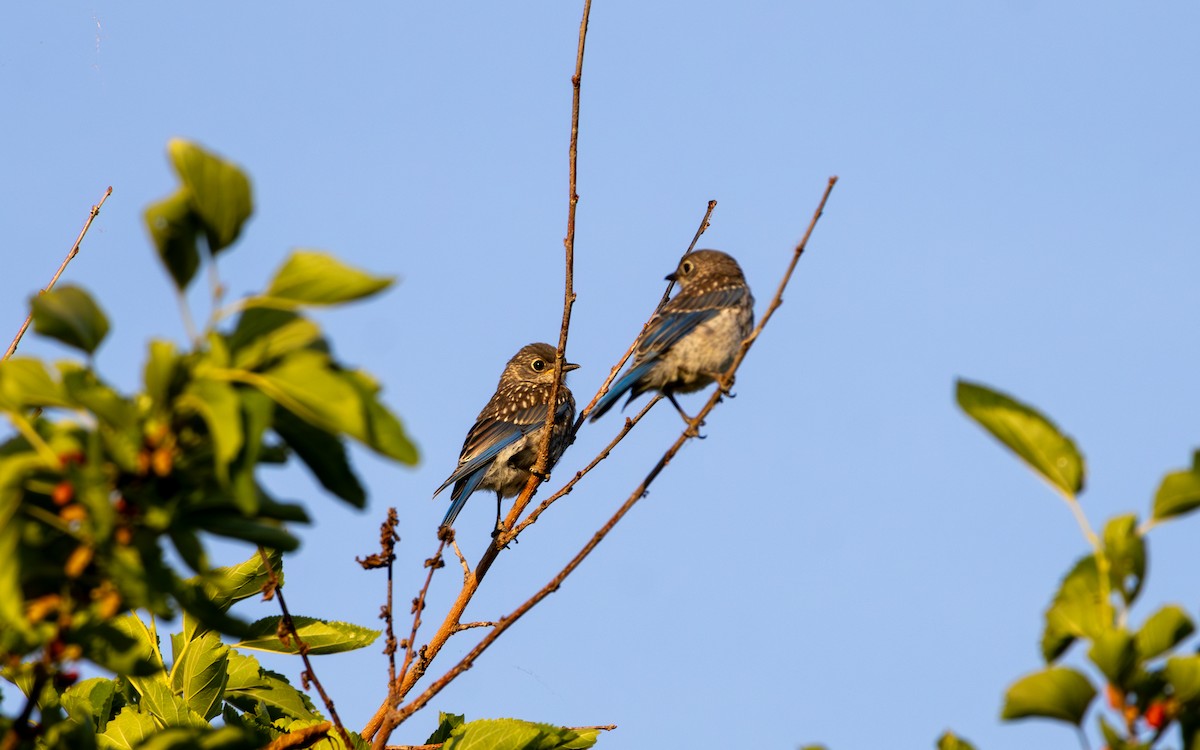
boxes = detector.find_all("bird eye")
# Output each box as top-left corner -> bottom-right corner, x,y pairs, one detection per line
531,359 -> 546,372
680,260 -> 694,275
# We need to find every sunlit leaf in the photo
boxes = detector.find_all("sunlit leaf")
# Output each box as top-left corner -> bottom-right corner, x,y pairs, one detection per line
233,616 -> 379,655
1152,457 -> 1200,522
1135,605 -> 1195,661
936,732 -> 977,750
439,718 -> 600,750
176,378 -> 243,484
61,677 -> 116,732
1001,666 -> 1096,725
956,380 -> 1085,496
263,250 -> 393,306
168,138 -> 253,254
1088,629 -> 1136,686
1041,555 -> 1111,662
1103,514 -> 1145,605
1165,654 -> 1200,703
224,651 -> 318,721
0,357 -> 70,409
100,706 -> 159,749
170,630 -> 230,721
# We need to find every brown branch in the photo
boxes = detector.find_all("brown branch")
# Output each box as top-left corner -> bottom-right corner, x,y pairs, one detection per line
258,548 -> 354,749
503,396 -> 659,543
452,620 -> 497,633
381,178 -> 838,731
395,540 -> 446,695
5,185 -> 112,362
356,509 -> 403,700
576,199 -> 716,423
263,721 -> 332,750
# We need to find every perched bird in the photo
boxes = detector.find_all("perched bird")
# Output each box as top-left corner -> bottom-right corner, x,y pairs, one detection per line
590,249 -> 754,422
434,342 -> 579,533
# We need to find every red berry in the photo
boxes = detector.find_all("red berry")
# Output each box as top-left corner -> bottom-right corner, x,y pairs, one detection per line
1145,701 -> 1167,730
51,481 -> 74,507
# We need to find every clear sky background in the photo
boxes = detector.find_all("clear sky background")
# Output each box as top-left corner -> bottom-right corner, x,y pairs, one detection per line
4,3 -> 1200,749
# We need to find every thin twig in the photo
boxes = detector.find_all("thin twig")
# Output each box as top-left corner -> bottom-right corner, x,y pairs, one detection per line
384,179 -> 837,729
258,547 -> 354,749
576,200 -> 716,423
503,396 -> 659,543
5,186 -> 112,361
452,621 -> 497,633
396,540 -> 446,694
356,509 -> 402,699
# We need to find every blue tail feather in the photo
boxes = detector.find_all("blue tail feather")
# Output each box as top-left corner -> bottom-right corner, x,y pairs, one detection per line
590,360 -> 656,421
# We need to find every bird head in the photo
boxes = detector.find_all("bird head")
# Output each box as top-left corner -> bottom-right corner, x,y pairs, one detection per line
506,342 -> 580,384
665,249 -> 746,288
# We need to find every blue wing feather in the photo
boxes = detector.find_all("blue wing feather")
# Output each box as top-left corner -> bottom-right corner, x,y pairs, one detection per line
590,359 -> 658,419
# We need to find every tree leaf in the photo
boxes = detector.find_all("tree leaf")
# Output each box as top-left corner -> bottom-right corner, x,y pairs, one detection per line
229,311 -> 323,371
263,250 -> 393,306
191,512 -> 299,551
233,616 -> 379,655
1135,605 -> 1195,660
198,549 -> 283,611
1041,555 -> 1112,662
144,339 -> 181,408
956,380 -> 1085,496
144,188 -> 202,291
936,732 -> 977,750
30,284 -> 110,355
341,369 -> 418,464
272,407 -> 365,508
1165,654 -> 1200,703
99,706 -> 159,750
224,651 -> 318,721
0,357 -> 70,409
170,630 -> 230,721
61,677 -> 117,732
441,718 -> 599,750
1088,629 -> 1136,686
1152,462 -> 1200,522
176,378 -> 244,485
168,138 -> 253,254
1001,666 -> 1096,725
1103,514 -> 1145,605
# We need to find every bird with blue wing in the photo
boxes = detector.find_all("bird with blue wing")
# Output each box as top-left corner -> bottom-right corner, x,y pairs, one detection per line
590,249 -> 754,423
435,342 -> 579,535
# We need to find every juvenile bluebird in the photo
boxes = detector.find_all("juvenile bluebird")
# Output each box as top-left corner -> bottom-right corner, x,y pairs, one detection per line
435,342 -> 579,533
590,249 -> 754,422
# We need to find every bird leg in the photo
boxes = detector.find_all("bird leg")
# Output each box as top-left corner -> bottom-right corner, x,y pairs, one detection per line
665,392 -> 706,439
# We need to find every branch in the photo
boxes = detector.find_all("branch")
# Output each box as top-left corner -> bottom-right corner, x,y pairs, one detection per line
356,509 -> 403,699
395,540 -> 446,696
5,186 -> 112,361
382,178 -> 838,731
576,199 -> 716,423
258,548 -> 354,749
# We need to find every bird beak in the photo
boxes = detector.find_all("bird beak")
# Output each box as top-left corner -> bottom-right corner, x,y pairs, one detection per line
562,362 -> 581,372
664,271 -> 678,282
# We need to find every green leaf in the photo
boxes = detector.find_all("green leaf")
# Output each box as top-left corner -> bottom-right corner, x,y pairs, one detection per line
257,351 -> 363,437
342,369 -> 419,464
176,378 -> 244,485
133,725 -> 265,750
198,549 -> 283,611
441,718 -> 599,750
1088,629 -> 1136,685
99,706 -> 158,750
145,339 -> 182,407
273,407 -> 365,508
1135,605 -> 1195,660
71,621 -> 163,677
192,513 -> 299,551
61,677 -> 117,732
170,630 -> 230,721
168,138 -> 253,254
1001,666 -> 1096,725
427,713 -> 466,744
30,284 -> 110,355
233,616 -> 379,655
1165,654 -> 1200,703
1153,463 -> 1200,522
263,250 -> 393,306
223,651 -> 318,721
145,188 -> 202,290
229,311 -> 323,371
0,357 -> 70,409
956,380 -> 1085,496
1041,555 -> 1112,662
936,732 -> 977,750
1103,514 -> 1146,605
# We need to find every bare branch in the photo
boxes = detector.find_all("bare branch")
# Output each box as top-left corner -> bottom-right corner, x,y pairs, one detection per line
5,186 -> 112,361
258,548 -> 354,749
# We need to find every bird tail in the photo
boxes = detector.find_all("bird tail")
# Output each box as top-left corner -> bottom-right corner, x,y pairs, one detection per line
439,468 -> 487,529
589,361 -> 654,421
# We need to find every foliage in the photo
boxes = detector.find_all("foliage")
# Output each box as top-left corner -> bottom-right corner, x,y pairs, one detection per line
0,140 -> 414,748
945,380 -> 1200,749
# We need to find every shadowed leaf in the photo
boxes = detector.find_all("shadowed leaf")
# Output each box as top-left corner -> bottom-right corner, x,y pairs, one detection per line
1002,666 -> 1096,725
30,285 -> 110,355
168,138 -> 253,254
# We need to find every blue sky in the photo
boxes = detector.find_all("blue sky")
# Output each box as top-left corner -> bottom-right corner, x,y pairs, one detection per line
4,3 -> 1200,748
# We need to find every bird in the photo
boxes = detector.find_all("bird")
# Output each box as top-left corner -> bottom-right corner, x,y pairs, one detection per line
589,249 -> 754,423
434,342 -> 579,534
